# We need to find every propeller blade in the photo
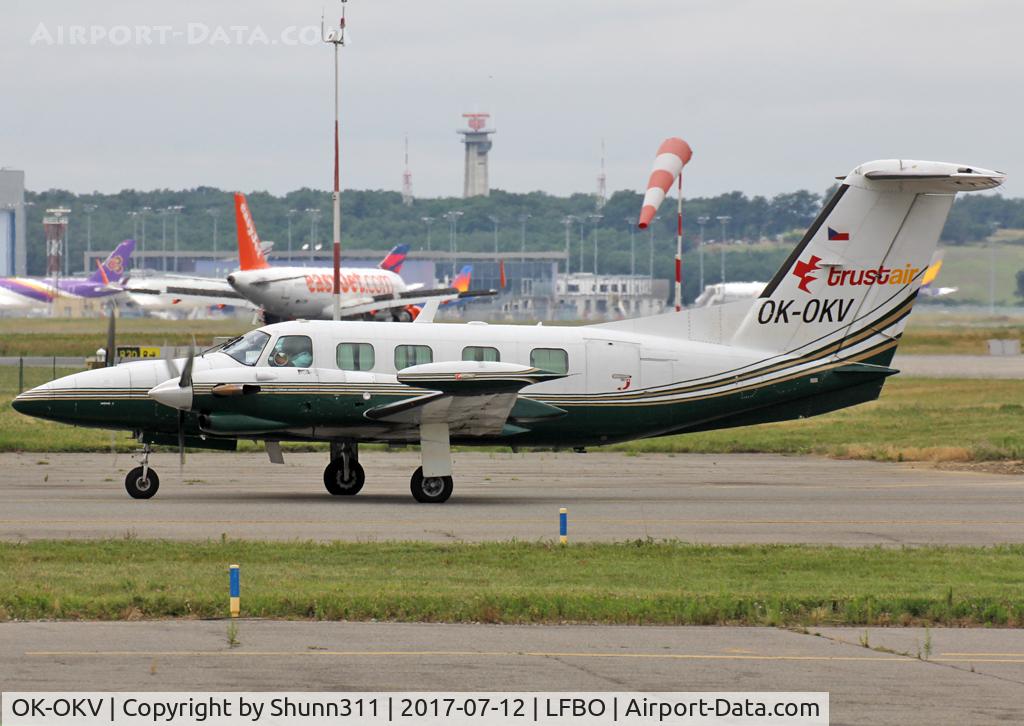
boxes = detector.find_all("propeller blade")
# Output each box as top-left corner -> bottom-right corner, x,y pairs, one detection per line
177,410 -> 186,470
162,340 -> 180,380
179,340 -> 195,389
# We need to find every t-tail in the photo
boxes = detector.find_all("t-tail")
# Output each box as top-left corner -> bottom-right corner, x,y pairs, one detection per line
233,193 -> 270,271
87,239 -> 135,283
731,160 -> 1004,366
378,244 -> 410,274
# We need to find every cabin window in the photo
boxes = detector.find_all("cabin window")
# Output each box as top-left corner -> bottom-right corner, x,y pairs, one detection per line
394,344 -> 432,369
530,347 -> 568,374
221,330 -> 270,366
337,343 -> 375,371
462,346 -> 500,362
268,335 -> 313,368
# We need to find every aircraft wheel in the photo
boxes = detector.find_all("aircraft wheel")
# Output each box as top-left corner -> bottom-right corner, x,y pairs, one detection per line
324,460 -> 365,496
410,466 -> 453,503
125,466 -> 159,499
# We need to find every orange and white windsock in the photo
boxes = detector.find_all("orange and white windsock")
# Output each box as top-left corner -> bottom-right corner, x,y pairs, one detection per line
637,138 -> 693,229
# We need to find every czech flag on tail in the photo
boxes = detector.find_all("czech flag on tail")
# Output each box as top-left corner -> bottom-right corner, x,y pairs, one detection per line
828,227 -> 850,241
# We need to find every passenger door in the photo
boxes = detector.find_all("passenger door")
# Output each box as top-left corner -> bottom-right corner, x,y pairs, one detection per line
584,339 -> 641,395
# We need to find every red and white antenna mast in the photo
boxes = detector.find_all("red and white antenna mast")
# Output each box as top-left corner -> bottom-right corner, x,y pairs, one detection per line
322,0 -> 348,321
595,138 -> 607,210
401,135 -> 413,206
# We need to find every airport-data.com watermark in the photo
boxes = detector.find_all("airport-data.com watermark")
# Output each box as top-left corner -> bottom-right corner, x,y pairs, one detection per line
29,23 -> 325,47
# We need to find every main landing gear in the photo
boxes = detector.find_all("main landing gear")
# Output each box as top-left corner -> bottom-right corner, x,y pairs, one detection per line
324,441 -> 365,495
325,425 -> 456,503
125,443 -> 160,499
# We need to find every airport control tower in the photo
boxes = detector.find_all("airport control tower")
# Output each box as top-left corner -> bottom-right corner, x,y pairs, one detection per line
458,112 -> 495,197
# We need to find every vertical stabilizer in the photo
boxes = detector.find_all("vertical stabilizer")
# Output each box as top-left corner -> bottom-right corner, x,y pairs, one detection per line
234,193 -> 270,271
731,160 -> 1004,362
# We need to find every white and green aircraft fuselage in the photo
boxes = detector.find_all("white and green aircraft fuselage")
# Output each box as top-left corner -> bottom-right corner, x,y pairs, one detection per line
13,160 -> 1004,502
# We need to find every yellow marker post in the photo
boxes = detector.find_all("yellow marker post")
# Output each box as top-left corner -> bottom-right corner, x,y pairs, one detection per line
229,564 -> 240,618
559,508 -> 568,544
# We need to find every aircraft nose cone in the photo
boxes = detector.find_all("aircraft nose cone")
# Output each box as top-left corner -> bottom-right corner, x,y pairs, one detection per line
11,391 -> 38,415
148,378 -> 193,410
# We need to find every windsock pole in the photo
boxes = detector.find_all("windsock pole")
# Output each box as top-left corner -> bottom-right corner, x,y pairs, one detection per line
637,137 -> 692,311
675,174 -> 683,311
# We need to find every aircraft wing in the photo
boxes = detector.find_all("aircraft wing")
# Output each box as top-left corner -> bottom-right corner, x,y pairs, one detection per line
322,287 -> 497,319
363,361 -> 567,437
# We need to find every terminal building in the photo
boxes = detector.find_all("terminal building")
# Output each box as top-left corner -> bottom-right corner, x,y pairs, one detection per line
556,273 -> 668,319
0,169 -> 27,275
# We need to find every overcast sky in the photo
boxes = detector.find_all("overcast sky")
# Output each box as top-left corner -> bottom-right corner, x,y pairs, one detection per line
2,0 -> 1020,198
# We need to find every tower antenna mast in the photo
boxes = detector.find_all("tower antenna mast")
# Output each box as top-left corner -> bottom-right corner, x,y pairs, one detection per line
402,135 -> 414,206
322,1 -> 348,321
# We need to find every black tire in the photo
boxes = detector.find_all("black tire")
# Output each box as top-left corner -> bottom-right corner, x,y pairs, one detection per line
394,310 -> 413,323
410,466 -> 453,503
324,459 -> 365,496
124,466 -> 159,499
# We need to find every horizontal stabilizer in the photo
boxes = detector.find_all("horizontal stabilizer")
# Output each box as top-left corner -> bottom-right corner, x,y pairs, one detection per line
508,397 -> 567,422
833,362 -> 899,377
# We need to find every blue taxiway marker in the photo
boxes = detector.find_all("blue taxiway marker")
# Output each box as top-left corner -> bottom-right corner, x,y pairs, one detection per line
229,564 -> 240,618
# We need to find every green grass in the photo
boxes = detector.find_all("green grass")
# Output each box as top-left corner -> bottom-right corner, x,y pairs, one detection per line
0,317 -> 250,357
938,243 -> 1024,305
2,540 -> 1022,626
615,378 -> 1024,462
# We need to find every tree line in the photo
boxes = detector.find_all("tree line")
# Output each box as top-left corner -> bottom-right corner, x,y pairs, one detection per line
22,184 -> 1022,279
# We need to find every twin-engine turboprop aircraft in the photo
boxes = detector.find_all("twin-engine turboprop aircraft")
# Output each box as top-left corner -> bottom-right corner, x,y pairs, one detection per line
12,160 -> 1004,502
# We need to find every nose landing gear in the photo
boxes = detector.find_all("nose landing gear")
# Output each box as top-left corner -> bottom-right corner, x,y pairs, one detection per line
125,443 -> 160,499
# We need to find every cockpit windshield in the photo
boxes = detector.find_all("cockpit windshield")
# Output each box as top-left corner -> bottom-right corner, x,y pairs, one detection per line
221,330 -> 271,366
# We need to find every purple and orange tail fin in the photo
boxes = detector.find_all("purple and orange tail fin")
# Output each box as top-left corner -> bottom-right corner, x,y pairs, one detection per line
452,264 -> 473,293
378,244 -> 410,274
88,239 -> 135,283
234,193 -> 270,270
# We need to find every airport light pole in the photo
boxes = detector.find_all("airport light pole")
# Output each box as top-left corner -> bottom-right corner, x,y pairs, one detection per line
286,209 -> 298,262
127,211 -> 139,269
587,214 -> 603,275
421,216 -> 434,251
205,208 -> 218,259
322,3 -> 348,321
167,206 -> 184,272
518,213 -> 531,262
623,217 -> 635,277
488,215 -> 500,255
139,207 -> 150,268
444,210 -> 463,279
83,204 -> 97,259
697,215 -> 710,294
648,216 -> 658,280
562,216 -> 575,274
305,208 -> 321,264
577,218 -> 586,275
159,209 -> 168,272
716,215 -> 731,285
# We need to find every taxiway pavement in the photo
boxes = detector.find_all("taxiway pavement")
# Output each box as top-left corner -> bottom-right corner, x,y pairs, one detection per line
2,621 -> 1021,725
1,452 -> 1022,544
